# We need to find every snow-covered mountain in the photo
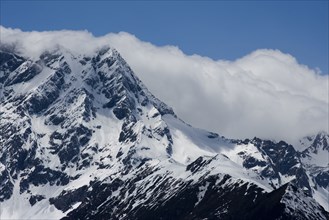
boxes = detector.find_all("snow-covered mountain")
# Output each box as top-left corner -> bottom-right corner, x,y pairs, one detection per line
0,43 -> 328,219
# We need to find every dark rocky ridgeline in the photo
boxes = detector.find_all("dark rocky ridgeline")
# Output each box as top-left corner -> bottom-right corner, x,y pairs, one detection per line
62,162 -> 329,220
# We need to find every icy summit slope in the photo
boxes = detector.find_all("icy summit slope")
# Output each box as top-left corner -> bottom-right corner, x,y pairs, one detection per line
0,44 -> 328,219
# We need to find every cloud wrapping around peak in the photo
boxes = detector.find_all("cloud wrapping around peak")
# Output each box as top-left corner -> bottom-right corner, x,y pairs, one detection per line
1,26 -> 328,144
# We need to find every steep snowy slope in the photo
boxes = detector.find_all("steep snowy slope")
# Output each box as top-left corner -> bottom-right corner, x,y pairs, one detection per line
0,44 -> 328,219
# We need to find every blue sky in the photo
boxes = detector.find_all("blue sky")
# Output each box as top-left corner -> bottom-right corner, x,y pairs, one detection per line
1,1 -> 328,73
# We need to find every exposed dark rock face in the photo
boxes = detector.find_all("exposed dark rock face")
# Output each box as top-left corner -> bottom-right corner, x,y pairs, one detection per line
0,51 -> 26,83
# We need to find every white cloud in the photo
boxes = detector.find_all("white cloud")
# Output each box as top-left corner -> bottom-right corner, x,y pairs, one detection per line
1,26 -> 328,144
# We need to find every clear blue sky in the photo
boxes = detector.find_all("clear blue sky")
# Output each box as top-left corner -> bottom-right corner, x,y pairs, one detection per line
1,0 -> 328,73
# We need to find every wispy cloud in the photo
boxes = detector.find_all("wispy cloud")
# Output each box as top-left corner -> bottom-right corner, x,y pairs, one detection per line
1,26 -> 328,144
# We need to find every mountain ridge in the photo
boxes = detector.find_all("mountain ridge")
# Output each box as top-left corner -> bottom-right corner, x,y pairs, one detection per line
0,44 -> 328,219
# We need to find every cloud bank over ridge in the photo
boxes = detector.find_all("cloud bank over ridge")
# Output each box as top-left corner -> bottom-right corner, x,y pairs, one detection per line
1,26 -> 328,144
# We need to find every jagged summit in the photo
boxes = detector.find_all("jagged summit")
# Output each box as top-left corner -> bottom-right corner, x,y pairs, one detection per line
0,44 -> 328,219
1,45 -> 174,114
